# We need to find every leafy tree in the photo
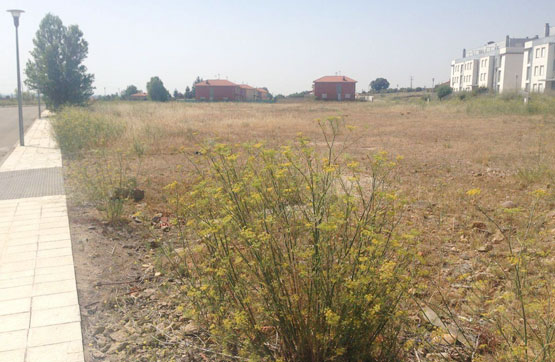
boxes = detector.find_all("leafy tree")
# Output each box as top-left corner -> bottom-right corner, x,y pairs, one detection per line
184,86 -> 191,99
436,85 -> 453,100
122,85 -> 138,99
190,76 -> 203,99
25,14 -> 94,109
146,76 -> 170,102
370,78 -> 390,92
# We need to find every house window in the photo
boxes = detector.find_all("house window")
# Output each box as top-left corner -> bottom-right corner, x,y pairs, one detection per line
536,48 -> 540,58
541,47 -> 545,57
534,66 -> 538,76
528,50 -> 532,63
540,65 -> 544,76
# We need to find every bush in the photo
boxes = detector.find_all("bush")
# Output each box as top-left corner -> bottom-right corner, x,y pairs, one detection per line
472,87 -> 489,96
51,106 -> 124,156
436,85 -> 452,100
166,119 -> 415,361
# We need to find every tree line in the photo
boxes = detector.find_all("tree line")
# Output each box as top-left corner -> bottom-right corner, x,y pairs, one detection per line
23,14 -> 206,107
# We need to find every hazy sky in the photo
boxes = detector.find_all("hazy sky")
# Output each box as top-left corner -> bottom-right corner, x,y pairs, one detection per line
1,0 -> 554,96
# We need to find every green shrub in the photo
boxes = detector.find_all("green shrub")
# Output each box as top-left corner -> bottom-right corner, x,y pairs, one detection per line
436,85 -> 453,100
166,119 -> 415,361
51,106 -> 124,156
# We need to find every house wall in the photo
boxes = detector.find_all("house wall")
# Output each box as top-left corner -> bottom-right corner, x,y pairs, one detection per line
314,82 -> 356,100
498,50 -> 524,92
524,42 -> 555,93
478,56 -> 495,89
196,86 -> 240,101
240,88 -> 256,101
451,61 -> 464,91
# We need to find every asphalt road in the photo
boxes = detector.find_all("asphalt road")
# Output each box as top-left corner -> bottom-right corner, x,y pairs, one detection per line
0,106 -> 38,163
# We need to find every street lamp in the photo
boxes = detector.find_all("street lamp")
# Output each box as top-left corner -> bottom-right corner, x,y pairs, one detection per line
7,9 -> 25,146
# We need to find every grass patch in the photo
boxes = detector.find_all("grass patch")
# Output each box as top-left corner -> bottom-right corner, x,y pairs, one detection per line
51,106 -> 124,156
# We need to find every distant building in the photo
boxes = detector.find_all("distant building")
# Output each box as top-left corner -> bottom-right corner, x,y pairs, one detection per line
521,23 -> 555,93
195,80 -> 270,101
255,88 -> 269,101
130,92 -> 148,100
239,84 -> 256,101
450,36 -> 530,93
450,23 -> 555,94
313,76 -> 357,101
195,80 -> 241,101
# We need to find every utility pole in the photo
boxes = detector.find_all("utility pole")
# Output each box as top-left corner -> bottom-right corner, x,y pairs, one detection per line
410,76 -> 413,89
37,90 -> 41,119
8,9 -> 25,146
432,78 -> 435,89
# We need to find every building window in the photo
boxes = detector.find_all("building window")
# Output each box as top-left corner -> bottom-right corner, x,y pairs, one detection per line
533,84 -> 537,92
534,66 -> 538,76
541,47 -> 545,57
536,48 -> 540,58
526,67 -> 530,80
528,50 -> 532,64
540,65 -> 544,76
538,83 -> 544,92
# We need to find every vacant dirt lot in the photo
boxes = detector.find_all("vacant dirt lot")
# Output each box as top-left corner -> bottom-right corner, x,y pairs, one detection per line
60,99 -> 554,361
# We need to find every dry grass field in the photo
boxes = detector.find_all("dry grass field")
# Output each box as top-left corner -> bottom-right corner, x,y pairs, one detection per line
54,98 -> 554,361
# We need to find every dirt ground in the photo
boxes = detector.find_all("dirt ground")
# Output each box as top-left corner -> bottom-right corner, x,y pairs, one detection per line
62,99 -> 554,361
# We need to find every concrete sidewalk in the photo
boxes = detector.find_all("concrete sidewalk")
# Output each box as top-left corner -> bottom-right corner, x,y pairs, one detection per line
0,119 -> 84,362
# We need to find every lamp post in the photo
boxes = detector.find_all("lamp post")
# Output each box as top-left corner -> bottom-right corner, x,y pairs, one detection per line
37,90 -> 41,119
7,9 -> 25,146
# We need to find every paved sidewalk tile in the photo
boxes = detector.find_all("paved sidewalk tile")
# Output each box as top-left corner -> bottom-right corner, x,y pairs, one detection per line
0,118 -> 84,361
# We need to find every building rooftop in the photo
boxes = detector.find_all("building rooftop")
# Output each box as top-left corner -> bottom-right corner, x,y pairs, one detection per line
196,79 -> 237,86
239,84 -> 255,89
453,36 -> 535,63
314,76 -> 357,83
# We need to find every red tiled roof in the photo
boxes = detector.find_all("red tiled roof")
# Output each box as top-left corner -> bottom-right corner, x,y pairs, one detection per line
240,84 -> 255,89
313,76 -> 357,83
256,88 -> 268,93
130,92 -> 148,97
196,79 -> 237,86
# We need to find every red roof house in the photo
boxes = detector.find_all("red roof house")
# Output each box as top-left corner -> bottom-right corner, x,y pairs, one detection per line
239,84 -> 256,101
195,79 -> 241,101
130,92 -> 148,101
313,76 -> 357,101
255,88 -> 269,101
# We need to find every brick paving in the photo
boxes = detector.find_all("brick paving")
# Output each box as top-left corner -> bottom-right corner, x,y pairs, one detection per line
0,118 -> 84,362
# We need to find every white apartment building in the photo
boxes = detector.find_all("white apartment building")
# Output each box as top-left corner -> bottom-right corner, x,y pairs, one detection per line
521,24 -> 555,93
451,36 -> 529,93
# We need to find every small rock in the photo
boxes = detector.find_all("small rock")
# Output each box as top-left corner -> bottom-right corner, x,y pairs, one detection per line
501,200 -> 517,208
426,352 -> 450,360
95,335 -> 108,348
183,321 -> 199,335
109,330 -> 127,342
492,230 -> 505,244
151,213 -> 163,224
477,244 -> 493,252
132,189 -> 145,202
91,350 -> 105,359
88,226 -> 96,230
93,326 -> 105,336
432,333 -> 457,345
